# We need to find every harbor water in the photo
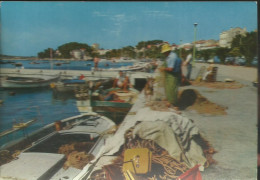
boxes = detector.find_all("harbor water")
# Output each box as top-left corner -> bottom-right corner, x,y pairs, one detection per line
0,59 -> 134,147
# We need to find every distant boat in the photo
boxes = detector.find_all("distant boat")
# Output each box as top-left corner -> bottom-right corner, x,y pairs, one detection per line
0,112 -> 115,180
55,62 -> 62,66
12,63 -> 23,67
0,75 -> 60,88
29,61 -> 40,64
104,62 -> 148,72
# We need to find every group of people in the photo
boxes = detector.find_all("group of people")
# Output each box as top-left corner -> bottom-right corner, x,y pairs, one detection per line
111,43 -> 192,108
98,43 -> 210,109
160,43 -> 193,108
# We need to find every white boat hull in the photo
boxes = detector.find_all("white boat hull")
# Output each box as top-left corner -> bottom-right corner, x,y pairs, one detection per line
1,75 -> 60,88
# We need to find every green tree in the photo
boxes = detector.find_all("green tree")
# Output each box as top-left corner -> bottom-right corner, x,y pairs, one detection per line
121,46 -> 136,58
38,48 -> 55,58
57,42 -> 92,58
197,49 -> 214,62
215,47 -> 230,64
240,31 -> 257,65
228,47 -> 242,57
230,31 -> 257,65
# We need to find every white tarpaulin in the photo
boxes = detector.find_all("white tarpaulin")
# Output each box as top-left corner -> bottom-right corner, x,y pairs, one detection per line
100,107 -> 207,168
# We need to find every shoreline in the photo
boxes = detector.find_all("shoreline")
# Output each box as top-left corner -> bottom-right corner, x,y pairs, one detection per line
0,58 -> 92,61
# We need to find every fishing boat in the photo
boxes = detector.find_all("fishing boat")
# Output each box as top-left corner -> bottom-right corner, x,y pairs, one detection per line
76,87 -> 139,117
51,77 -> 113,93
0,74 -> 60,88
0,112 -> 116,180
50,79 -> 88,93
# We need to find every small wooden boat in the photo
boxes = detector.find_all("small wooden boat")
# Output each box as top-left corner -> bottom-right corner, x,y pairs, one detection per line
0,75 -> 60,88
51,78 -> 113,93
76,88 -> 139,117
0,113 -> 115,180
50,79 -> 88,93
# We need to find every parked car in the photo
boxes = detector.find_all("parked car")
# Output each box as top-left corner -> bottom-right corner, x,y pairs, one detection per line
195,59 -> 205,63
234,58 -> 246,66
251,57 -> 258,67
213,56 -> 221,64
225,57 -> 235,65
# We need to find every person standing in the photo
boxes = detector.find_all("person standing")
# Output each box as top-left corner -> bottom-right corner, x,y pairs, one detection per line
160,43 -> 182,106
94,57 -> 100,70
183,52 -> 192,80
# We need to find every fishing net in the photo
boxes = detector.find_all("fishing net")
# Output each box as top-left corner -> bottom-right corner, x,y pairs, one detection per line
89,125 -> 216,180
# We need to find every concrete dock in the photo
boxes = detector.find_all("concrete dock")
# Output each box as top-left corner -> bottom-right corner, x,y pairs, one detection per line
122,64 -> 257,179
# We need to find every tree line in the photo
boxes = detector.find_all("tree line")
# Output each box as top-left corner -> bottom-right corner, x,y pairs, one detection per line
38,31 -> 257,65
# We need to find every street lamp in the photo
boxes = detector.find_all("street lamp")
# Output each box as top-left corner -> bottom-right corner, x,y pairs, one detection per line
192,23 -> 198,66
180,40 -> 182,58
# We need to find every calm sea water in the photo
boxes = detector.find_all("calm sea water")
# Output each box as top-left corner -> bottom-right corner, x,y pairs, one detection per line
0,59 -> 134,147
0,59 -> 133,70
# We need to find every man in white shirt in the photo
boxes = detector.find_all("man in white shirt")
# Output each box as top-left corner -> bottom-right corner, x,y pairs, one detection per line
113,71 -> 131,91
183,53 -> 192,80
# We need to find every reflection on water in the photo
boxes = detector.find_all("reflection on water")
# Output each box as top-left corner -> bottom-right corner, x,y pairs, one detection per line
0,87 -> 79,147
0,87 -> 129,147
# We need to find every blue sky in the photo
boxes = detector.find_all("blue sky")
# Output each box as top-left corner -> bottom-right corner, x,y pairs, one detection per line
1,1 -> 257,56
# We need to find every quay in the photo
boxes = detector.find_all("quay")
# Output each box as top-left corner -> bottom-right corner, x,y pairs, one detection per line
0,63 -> 257,179
74,63 -> 257,179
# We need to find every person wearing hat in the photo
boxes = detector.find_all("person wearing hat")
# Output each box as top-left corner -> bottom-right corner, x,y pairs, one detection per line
160,43 -> 182,106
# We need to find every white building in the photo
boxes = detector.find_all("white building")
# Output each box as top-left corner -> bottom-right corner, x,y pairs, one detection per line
92,43 -> 100,50
219,27 -> 247,48
98,49 -> 110,55
70,50 -> 82,59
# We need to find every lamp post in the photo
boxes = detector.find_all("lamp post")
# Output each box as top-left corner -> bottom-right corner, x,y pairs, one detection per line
179,40 -> 182,58
192,23 -> 198,66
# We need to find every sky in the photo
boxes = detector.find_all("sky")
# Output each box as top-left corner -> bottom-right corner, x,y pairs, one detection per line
0,1 -> 258,56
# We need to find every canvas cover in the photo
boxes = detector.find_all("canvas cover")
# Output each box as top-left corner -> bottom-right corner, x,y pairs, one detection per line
100,107 -> 207,169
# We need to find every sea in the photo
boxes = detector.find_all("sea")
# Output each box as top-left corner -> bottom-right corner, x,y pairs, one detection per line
0,59 -> 134,147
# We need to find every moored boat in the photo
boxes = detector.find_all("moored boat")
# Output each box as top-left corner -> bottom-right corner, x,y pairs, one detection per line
51,77 -> 114,93
50,79 -> 88,93
0,74 -> 60,88
0,112 -> 116,180
76,88 -> 139,123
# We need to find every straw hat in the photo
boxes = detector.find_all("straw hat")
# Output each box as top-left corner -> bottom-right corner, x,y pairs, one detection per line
161,44 -> 172,53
